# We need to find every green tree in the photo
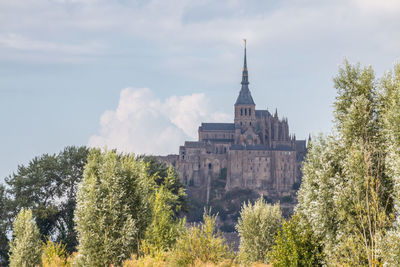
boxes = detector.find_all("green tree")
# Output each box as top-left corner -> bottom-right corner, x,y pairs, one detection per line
378,63 -> 400,265
139,155 -> 187,214
4,146 -> 89,253
0,185 -> 10,266
74,149 -> 152,266
141,167 -> 185,256
236,197 -> 282,264
297,61 -> 394,265
9,208 -> 42,267
269,214 -> 324,267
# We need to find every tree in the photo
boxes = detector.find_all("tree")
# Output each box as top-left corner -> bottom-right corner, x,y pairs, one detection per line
141,167 -> 185,256
74,149 -> 152,266
269,214 -> 324,267
8,208 -> 42,267
4,146 -> 89,253
297,60 -> 394,265
236,197 -> 282,264
138,155 -> 188,214
378,63 -> 400,265
0,185 -> 10,266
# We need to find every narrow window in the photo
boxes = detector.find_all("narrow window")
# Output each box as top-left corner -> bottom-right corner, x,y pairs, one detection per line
245,109 -> 247,116
241,109 -> 243,116
249,109 -> 251,116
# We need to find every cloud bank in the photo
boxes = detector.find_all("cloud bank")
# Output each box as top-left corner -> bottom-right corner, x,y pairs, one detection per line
88,88 -> 231,155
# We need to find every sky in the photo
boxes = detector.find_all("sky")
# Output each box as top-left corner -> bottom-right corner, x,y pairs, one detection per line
1,0 -> 400,182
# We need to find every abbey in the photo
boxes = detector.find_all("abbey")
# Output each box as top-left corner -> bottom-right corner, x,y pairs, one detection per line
160,43 -> 307,204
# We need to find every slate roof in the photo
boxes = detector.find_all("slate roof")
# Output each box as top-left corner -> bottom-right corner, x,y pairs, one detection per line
235,87 -> 255,105
275,144 -> 293,151
199,123 -> 235,131
255,110 -> 272,118
229,144 -> 294,151
184,141 -> 204,148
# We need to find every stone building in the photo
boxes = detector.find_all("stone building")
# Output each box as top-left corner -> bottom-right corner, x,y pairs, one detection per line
159,43 -> 307,205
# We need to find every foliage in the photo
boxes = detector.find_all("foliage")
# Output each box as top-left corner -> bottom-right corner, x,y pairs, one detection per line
236,197 -> 282,265
42,239 -> 71,267
122,254 -> 271,267
379,63 -> 400,266
268,214 -> 324,266
169,211 -> 234,266
141,168 -> 186,256
297,60 -> 395,265
4,146 -> 89,253
9,208 -> 42,267
74,149 -> 152,266
0,184 -> 10,266
139,155 -> 188,214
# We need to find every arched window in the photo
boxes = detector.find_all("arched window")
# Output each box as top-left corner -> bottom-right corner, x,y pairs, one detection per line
249,109 -> 251,116
208,163 -> 212,169
245,109 -> 247,116
241,108 -> 243,116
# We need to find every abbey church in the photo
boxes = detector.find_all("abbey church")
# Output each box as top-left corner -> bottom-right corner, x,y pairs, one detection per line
159,43 -> 307,208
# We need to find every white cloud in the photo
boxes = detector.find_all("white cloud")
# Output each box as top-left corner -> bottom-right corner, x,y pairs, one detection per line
88,87 -> 231,155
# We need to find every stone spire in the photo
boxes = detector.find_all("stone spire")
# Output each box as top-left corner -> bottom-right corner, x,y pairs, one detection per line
235,39 -> 255,105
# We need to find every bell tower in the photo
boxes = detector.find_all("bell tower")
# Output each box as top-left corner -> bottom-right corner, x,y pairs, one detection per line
234,39 -> 256,127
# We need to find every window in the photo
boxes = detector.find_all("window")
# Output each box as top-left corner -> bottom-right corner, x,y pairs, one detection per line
241,108 -> 243,116
245,109 -> 247,116
208,163 -> 212,169
249,109 -> 251,116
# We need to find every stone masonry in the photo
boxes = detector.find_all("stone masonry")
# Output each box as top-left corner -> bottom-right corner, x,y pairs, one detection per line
158,42 -> 307,206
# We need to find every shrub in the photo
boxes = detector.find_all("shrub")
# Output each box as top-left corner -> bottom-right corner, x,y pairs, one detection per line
9,208 -> 42,267
42,239 -> 71,267
236,197 -> 282,264
269,214 -> 324,266
169,211 -> 234,266
123,254 -> 167,267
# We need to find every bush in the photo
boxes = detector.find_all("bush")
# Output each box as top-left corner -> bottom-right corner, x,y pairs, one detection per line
169,211 -> 234,266
9,208 -> 42,267
269,214 -> 324,266
236,197 -> 282,264
42,239 -> 71,267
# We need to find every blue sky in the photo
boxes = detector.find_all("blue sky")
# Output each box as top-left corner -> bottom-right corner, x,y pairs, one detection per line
1,0 -> 400,182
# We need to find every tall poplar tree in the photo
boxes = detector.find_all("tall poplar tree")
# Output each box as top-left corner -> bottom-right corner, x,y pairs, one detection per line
8,208 -> 42,267
74,149 -> 152,266
379,64 -> 400,265
297,60 -> 393,265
